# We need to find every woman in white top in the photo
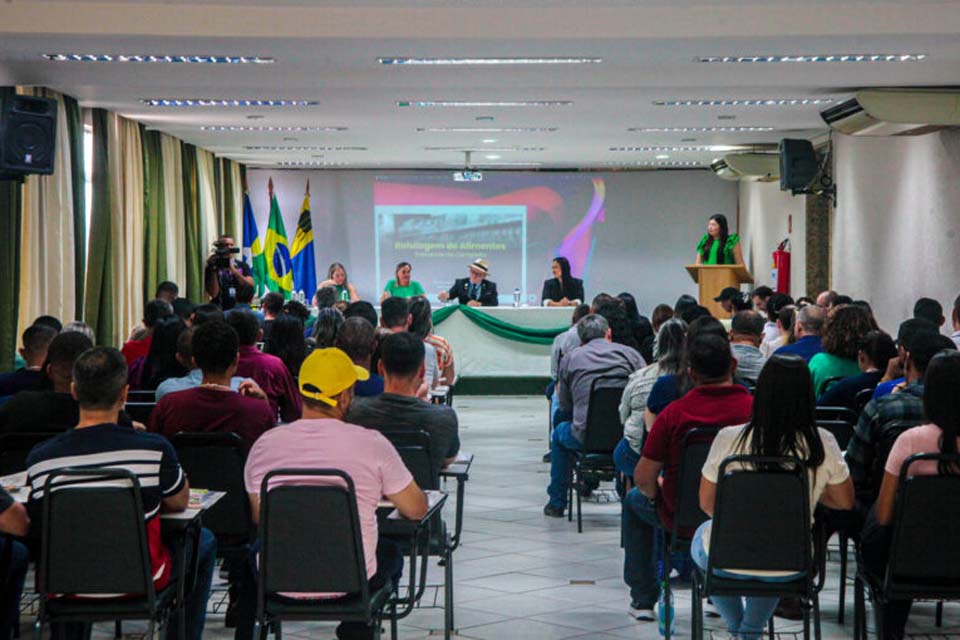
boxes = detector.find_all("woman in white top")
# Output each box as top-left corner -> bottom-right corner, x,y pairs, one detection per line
692,354 -> 855,639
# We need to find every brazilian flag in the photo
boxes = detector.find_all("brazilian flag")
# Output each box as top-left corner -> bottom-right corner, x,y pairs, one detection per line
290,182 -> 317,299
264,181 -> 294,298
241,192 -> 268,297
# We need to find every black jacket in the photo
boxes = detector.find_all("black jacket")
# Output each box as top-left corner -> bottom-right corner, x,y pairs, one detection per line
446,278 -> 499,306
540,277 -> 585,305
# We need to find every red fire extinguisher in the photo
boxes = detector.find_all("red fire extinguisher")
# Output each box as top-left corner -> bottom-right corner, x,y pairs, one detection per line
772,239 -> 791,295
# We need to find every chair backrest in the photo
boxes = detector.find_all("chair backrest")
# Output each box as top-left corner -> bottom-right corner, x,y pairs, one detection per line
816,419 -> 855,451
583,376 -> 628,453
381,430 -> 435,490
39,468 -> 156,600
708,455 -> 811,575
171,432 -> 252,541
854,388 -> 874,414
870,419 -> 923,499
886,453 -> 960,589
127,389 -> 157,403
672,427 -> 719,538
815,406 -> 858,425
124,402 -> 157,424
258,469 -> 370,600
0,432 -> 56,474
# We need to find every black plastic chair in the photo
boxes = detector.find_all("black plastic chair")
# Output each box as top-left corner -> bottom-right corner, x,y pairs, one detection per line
816,419 -> 855,451
253,468 -> 395,640
127,389 -> 157,403
0,432 -> 56,475
854,388 -> 875,415
569,375 -> 627,533
34,468 -> 181,640
691,455 -> 820,640
815,406 -> 858,425
854,453 -> 960,640
660,427 -> 719,640
124,401 -> 156,424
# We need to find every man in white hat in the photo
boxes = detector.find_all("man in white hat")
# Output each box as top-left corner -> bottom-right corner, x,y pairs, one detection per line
438,258 -> 499,307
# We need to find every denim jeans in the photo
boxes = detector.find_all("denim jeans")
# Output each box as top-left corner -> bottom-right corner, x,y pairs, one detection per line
621,487 -> 663,608
860,511 -> 911,639
613,438 -> 640,478
691,521 -> 788,639
0,537 -> 28,640
546,421 -> 583,509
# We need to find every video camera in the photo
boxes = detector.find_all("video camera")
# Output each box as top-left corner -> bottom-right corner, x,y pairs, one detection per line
212,241 -> 240,269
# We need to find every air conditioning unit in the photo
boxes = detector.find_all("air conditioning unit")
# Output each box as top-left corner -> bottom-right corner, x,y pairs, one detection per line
710,153 -> 780,181
820,89 -> 960,136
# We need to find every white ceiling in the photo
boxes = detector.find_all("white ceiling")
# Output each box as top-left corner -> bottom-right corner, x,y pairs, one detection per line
1,0 -> 959,169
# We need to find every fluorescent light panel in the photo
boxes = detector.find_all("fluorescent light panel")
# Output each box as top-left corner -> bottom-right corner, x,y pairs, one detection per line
44,53 -> 273,64
201,125 -> 347,132
144,99 -> 318,107
244,145 -> 367,151
629,126 -> 775,132
695,53 -> 926,63
379,57 -> 601,65
654,98 -> 834,107
424,146 -> 545,152
416,127 -> 558,133
610,145 -> 737,152
399,100 -> 571,107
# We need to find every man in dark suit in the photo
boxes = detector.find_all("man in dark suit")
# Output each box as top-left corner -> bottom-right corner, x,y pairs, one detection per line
438,259 -> 499,307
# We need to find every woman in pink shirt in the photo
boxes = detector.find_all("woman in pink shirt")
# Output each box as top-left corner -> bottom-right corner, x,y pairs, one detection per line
865,350 -> 960,639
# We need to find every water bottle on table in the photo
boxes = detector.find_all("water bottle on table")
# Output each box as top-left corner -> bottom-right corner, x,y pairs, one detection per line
513,288 -> 521,307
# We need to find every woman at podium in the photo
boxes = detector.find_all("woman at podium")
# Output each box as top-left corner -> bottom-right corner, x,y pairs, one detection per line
695,213 -> 743,265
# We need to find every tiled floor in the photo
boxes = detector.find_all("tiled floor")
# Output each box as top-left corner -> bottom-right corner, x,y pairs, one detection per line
27,396 -> 960,638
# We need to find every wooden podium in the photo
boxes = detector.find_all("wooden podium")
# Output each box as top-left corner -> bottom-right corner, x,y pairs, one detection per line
686,264 -> 754,318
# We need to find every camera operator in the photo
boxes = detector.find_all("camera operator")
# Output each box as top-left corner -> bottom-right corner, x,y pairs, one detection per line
204,235 -> 254,310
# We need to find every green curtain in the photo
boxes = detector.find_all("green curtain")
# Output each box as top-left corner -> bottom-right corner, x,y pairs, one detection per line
0,88 -> 23,372
213,157 -> 223,233
83,108 -> 114,346
431,305 -> 567,345
222,159 -> 238,239
181,142 -> 203,302
141,126 -> 166,303
64,94 -> 85,319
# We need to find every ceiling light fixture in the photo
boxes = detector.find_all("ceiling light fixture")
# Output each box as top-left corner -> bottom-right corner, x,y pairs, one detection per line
399,100 -> 572,108
609,145 -> 741,152
695,53 -> 927,63
378,56 -> 602,66
424,146 -> 545,152
244,145 -> 367,151
201,125 -> 347,132
275,161 -> 350,167
416,127 -> 557,133
628,126 -> 775,132
143,99 -> 318,107
485,154 -> 502,160
653,98 -> 834,107
44,53 -> 274,64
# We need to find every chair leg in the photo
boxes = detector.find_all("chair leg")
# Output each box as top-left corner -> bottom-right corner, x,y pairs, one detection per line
813,594 -> 822,640
768,613 -> 775,639
390,603 -> 398,640
274,619 -> 283,640
576,471 -> 583,533
567,465 -> 574,522
872,591 -> 885,640
32,618 -> 40,640
802,599 -> 811,640
691,579 -> 702,640
838,536 -> 848,624
445,539 -> 454,639
936,600 -> 944,627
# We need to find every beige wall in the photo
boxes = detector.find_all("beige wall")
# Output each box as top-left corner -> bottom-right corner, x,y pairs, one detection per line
832,130 -> 960,334
738,180 -> 808,298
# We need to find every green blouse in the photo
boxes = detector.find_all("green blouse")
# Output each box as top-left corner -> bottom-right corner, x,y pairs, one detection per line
697,233 -> 740,265
808,352 -> 862,398
334,284 -> 352,302
384,279 -> 425,298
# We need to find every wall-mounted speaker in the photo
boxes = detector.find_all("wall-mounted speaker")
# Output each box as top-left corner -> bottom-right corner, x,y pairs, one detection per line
0,94 -> 58,178
779,138 -> 819,194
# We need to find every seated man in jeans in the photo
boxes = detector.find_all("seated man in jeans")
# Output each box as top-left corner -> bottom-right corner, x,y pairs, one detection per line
25,347 -> 216,640
623,333 -> 753,621
544,313 -> 643,517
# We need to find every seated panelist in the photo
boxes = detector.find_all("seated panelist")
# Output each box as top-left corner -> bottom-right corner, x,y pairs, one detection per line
541,256 -> 584,307
438,259 -> 499,307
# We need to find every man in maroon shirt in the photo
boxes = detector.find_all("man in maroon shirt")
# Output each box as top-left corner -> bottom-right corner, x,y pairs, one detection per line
226,311 -> 302,422
121,299 -> 174,367
622,333 -> 753,621
149,320 -> 276,450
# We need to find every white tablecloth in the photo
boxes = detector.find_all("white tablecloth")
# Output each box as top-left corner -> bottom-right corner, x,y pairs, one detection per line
432,306 -> 573,377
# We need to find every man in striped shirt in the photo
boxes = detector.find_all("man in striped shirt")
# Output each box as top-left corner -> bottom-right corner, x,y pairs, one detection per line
26,347 -> 215,640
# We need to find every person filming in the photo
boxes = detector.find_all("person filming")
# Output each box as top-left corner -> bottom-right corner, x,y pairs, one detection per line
204,234 -> 254,311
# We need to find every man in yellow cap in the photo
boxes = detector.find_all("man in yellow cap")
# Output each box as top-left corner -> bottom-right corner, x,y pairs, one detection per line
437,258 -> 499,307
242,348 -> 427,640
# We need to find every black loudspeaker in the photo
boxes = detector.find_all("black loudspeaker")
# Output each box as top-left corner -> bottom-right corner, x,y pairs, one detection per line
779,138 -> 819,194
0,94 -> 58,177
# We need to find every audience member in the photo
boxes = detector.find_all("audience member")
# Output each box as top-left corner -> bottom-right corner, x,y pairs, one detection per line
673,294 -> 698,317
751,286 -> 773,313
912,296 -> 944,328
336,317 -> 383,397
760,293 -> 794,355
314,285 -> 338,310
729,310 -> 767,386
259,291 -> 285,345
0,487 -> 28,640
776,305 -> 797,348
852,299 -> 874,316
795,296 -> 816,308
0,324 -> 57,396
344,300 -> 379,328
816,290 -> 839,308
155,280 -> 179,304
379,297 -> 439,388
951,294 -> 960,349
692,355 -> 854,638
618,292 -> 655,360
644,303 -> 675,361
834,294 -> 854,306
596,302 -> 643,352
775,304 -> 825,362
862,350 -> 960,639
120,298 -> 173,366
190,303 -> 225,326
240,348 -> 428,640
282,299 -> 311,326
150,321 -> 273,449
310,307 -> 344,349
808,304 -> 876,397
224,283 -> 264,326
349,332 -> 460,480
26,347 -> 216,640
680,304 -> 712,325
409,296 -> 456,385
817,331 -> 897,409
62,320 -> 95,342
616,318 -> 687,479
129,315 -> 188,390
227,311 -> 301,422
846,332 -> 956,509
0,332 -> 94,435
715,287 -> 750,317
544,314 -> 644,516
623,333 -> 753,621
265,313 -> 309,378
872,318 -> 939,400
550,304 -> 592,384
155,327 -> 247,401
32,315 -> 63,333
